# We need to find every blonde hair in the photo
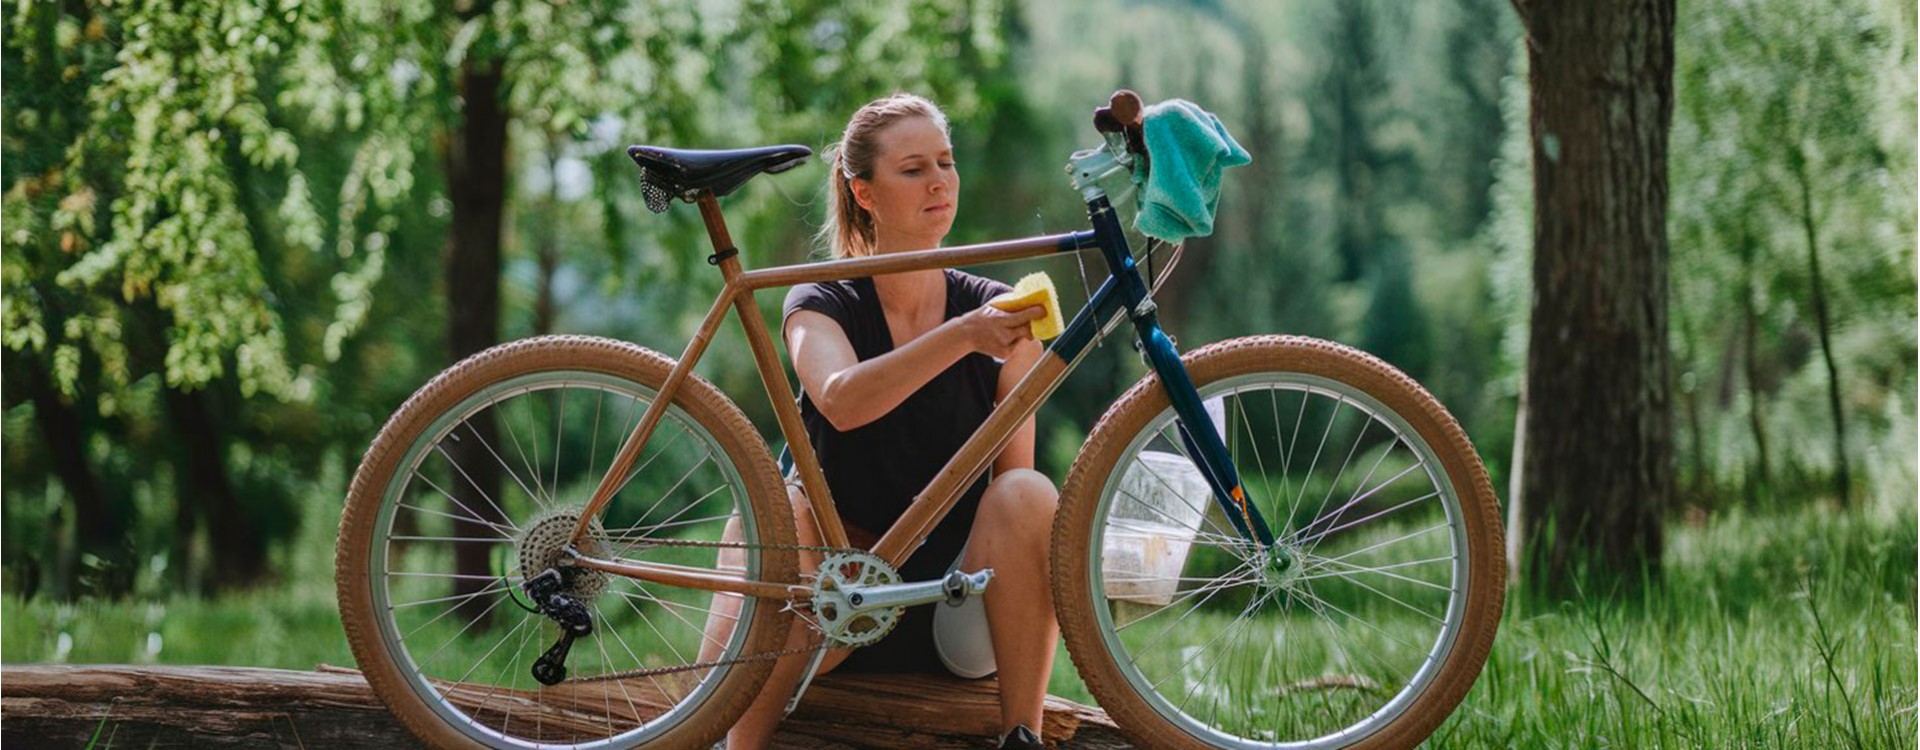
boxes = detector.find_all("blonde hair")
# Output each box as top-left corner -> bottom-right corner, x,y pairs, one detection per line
818,93 -> 951,258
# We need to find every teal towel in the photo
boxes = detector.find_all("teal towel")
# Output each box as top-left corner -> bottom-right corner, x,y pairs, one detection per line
1132,99 -> 1251,242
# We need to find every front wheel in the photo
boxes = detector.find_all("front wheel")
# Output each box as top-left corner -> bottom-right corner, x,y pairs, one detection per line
1053,336 -> 1504,750
337,336 -> 798,749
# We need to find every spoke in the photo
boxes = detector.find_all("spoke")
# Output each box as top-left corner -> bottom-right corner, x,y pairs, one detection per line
391,577 -> 512,610
603,445 -> 716,554
389,535 -> 518,544
625,582 -> 734,655
1290,393 -> 1345,519
397,497 -> 517,539
1298,558 -> 1454,592
1112,557 -> 1261,634
416,589 -> 509,670
610,587 -> 739,624
586,603 -> 646,731
400,578 -> 510,641
388,571 -> 521,581
599,511 -> 739,542
594,600 -> 677,715
1111,490 -> 1258,557
1229,389 -> 1274,532
446,421 -> 537,522
1296,489 -> 1442,552
1293,584 -> 1426,656
614,580 -> 696,670
1293,585 -> 1394,718
1309,522 -> 1450,568
496,392 -> 551,510
591,427 -> 690,530
1292,429 -> 1401,549
588,389 -> 606,494
432,439 -> 519,533
1176,585 -> 1272,716
1301,407 -> 1374,549
1140,426 -> 1249,550
441,610 -> 535,703
461,610 -> 539,735
552,384 -> 568,503
611,482 -> 729,558
1281,386 -> 1311,527
1102,571 -> 1264,585
1147,587 -> 1269,693
1129,556 -> 1263,648
1315,567 -> 1447,626
1290,454 -> 1413,548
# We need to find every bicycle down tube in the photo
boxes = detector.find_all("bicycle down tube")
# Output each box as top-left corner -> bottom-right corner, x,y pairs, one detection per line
569,191 -> 1274,600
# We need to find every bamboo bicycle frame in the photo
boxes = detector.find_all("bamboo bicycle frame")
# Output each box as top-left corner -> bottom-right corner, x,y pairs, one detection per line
565,189 -> 1271,602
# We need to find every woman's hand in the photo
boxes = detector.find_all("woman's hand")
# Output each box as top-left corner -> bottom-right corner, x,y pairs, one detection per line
955,304 -> 1046,359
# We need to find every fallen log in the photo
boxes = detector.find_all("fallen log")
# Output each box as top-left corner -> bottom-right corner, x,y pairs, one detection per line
0,664 -> 1130,749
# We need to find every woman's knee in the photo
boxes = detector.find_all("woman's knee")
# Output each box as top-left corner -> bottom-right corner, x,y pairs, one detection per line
980,468 -> 1058,528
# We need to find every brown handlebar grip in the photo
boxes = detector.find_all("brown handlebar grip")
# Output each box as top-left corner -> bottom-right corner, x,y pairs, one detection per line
1093,89 -> 1145,134
1108,90 -> 1143,127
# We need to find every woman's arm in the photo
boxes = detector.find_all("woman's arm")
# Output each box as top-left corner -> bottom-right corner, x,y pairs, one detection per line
992,337 -> 1045,474
785,305 -> 1042,432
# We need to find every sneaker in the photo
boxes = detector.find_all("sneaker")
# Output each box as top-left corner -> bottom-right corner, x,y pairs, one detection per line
997,724 -> 1043,749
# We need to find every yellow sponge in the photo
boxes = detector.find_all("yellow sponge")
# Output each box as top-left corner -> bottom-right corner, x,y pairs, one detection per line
988,272 -> 1065,341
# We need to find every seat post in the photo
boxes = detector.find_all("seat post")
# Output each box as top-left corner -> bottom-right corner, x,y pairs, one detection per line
694,192 -> 744,280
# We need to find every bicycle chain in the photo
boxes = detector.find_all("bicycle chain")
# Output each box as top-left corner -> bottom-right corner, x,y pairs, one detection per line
560,535 -> 867,685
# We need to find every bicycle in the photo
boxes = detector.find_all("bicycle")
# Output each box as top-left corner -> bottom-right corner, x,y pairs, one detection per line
336,90 -> 1506,750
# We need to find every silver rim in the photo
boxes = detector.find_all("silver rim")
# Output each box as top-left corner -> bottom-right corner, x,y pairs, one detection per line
368,370 -> 761,749
1087,373 -> 1469,749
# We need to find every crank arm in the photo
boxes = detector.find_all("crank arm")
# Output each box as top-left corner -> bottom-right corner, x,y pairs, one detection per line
843,568 -> 993,614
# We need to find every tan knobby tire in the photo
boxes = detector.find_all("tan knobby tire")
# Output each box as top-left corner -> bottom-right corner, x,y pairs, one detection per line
337,335 -> 797,750
1053,336 -> 1504,750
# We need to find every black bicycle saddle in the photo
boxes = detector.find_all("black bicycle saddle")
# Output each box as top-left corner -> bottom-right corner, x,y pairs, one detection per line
626,144 -> 811,212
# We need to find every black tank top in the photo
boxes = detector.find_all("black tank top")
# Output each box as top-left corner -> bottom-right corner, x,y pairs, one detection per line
781,269 -> 1012,673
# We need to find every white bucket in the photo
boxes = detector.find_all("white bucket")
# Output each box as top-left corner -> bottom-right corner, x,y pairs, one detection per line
1100,398 -> 1225,606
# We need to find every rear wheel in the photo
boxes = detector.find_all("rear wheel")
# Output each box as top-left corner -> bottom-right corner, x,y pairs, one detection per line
1053,336 -> 1504,749
337,336 -> 797,749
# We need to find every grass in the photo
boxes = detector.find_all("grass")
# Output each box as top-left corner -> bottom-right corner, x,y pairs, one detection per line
6,493 -> 1914,748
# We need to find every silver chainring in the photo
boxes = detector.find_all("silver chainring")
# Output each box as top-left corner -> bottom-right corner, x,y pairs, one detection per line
812,552 -> 903,648
517,508 -> 608,600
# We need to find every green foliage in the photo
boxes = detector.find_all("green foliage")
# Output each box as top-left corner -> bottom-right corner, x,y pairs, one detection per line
1668,0 -> 1917,507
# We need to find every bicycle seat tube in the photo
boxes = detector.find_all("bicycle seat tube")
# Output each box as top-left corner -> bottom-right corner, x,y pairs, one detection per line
1061,193 -> 1278,550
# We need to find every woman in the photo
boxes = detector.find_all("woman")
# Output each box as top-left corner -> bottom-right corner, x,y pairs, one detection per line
713,93 -> 1060,750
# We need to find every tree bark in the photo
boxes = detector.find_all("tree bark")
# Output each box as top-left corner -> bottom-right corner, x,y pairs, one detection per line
1791,153 -> 1850,506
1739,236 -> 1771,505
1515,0 -> 1675,593
0,665 -> 1129,749
445,59 -> 510,622
163,385 -> 267,590
22,358 -> 131,597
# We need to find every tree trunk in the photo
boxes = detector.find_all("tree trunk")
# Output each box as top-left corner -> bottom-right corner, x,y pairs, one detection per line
534,138 -> 560,337
1515,0 -> 1675,594
1792,153 -> 1850,506
445,59 -> 510,623
1739,237 -> 1771,505
23,359 -> 131,598
163,385 -> 266,590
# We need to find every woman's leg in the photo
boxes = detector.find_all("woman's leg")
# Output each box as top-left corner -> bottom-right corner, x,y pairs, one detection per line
702,484 -> 851,750
962,468 -> 1060,736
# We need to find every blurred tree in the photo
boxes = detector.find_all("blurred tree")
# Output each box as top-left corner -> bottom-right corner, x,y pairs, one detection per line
1512,0 -> 1675,591
1306,0 -> 1405,285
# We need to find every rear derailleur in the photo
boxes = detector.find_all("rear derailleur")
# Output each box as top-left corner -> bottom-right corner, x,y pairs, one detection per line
523,567 -> 594,685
